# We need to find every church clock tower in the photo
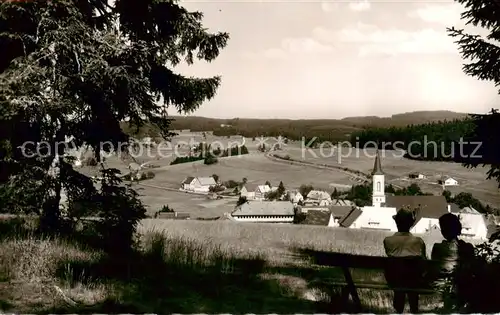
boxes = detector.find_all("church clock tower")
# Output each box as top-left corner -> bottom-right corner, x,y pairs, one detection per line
371,149 -> 385,207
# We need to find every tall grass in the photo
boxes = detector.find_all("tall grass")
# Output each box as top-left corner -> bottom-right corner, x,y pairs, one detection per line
139,219 -> 458,261
0,218 -> 462,313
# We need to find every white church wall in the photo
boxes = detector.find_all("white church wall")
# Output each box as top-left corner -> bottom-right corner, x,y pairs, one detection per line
353,206 -> 398,231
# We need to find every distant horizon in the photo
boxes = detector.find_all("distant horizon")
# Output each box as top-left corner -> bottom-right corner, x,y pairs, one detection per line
171,109 -> 479,120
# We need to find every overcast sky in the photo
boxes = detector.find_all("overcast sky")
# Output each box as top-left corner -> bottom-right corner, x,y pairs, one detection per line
173,0 -> 500,119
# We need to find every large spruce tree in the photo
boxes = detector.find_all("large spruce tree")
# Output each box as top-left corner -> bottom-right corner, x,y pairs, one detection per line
448,0 -> 500,186
0,0 -> 228,244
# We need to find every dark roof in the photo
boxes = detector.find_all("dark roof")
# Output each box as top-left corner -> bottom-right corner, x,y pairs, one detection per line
339,207 -> 363,227
182,176 -> 195,184
302,211 -> 332,226
385,195 -> 449,222
372,149 -> 383,175
449,203 -> 461,213
232,201 -> 294,216
328,205 -> 355,219
242,183 -> 258,191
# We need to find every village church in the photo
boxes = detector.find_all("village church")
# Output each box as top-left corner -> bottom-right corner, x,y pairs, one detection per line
340,150 -> 451,233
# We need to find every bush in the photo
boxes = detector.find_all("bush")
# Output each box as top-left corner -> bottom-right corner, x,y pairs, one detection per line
223,180 -> 239,189
236,196 -> 247,206
170,156 -> 203,165
204,155 -> 218,165
140,171 -> 155,180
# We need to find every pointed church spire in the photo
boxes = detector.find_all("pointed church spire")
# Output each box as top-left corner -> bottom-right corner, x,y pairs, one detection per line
372,149 -> 383,175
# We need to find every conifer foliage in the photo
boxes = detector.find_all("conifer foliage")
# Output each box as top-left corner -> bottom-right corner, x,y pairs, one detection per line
0,0 -> 228,247
448,0 -> 500,186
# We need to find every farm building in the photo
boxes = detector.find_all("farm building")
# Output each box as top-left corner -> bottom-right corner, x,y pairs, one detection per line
340,150 -> 452,233
255,184 -> 272,200
452,206 -> 489,240
409,172 -> 426,179
155,211 -> 191,220
301,210 -> 336,227
304,190 -> 332,206
229,201 -> 295,223
438,176 -> 459,186
128,162 -> 143,180
289,190 -> 304,204
180,176 -> 217,193
240,184 -> 258,200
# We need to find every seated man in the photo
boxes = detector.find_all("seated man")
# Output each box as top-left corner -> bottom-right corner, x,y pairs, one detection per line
384,208 -> 427,313
431,213 -> 475,312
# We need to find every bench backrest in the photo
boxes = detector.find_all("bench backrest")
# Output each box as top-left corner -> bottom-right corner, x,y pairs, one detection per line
301,249 -> 441,284
303,249 -> 436,267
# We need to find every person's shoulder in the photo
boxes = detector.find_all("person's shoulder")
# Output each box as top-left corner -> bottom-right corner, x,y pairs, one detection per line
410,235 -> 426,244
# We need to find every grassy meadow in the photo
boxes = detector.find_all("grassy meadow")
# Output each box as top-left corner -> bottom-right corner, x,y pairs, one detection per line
0,216 -> 467,313
279,146 -> 500,205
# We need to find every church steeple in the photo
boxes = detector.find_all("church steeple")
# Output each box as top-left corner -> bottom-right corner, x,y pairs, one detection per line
372,149 -> 383,175
371,149 -> 386,207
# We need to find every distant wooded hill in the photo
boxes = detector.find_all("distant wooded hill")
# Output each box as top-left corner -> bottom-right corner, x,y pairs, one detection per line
120,110 -> 470,146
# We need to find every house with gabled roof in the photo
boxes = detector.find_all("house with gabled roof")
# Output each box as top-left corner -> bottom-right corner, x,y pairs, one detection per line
240,183 -> 258,200
438,175 -> 459,186
451,206 -> 489,240
229,201 -> 295,223
304,190 -> 332,206
181,177 -> 196,190
287,190 -> 304,204
255,184 -> 272,200
180,176 -> 217,194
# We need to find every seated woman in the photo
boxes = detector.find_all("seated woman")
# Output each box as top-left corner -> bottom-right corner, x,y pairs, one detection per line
431,213 -> 475,312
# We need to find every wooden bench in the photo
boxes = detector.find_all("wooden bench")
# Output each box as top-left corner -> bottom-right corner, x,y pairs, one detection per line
298,249 -> 440,312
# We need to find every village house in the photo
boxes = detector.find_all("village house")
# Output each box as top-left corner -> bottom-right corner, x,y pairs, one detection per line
304,190 -> 332,206
452,205 -> 489,240
339,150 -> 451,233
142,137 -> 154,146
240,183 -> 258,200
229,201 -> 295,223
180,176 -> 217,194
128,162 -> 143,180
287,190 -> 304,204
438,176 -> 459,186
409,172 -> 426,179
255,184 -> 272,200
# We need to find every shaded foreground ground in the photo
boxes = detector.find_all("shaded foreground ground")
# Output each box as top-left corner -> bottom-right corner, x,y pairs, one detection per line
0,218 -> 451,313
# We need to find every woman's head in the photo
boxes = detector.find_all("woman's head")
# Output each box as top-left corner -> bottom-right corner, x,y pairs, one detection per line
439,213 -> 462,240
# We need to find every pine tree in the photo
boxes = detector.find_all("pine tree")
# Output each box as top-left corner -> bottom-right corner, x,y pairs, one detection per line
277,181 -> 285,197
0,0 -> 228,241
447,0 -> 500,186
